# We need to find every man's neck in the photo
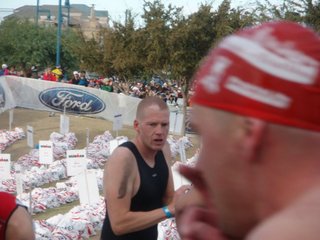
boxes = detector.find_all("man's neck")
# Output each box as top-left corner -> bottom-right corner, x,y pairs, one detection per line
133,137 -> 157,162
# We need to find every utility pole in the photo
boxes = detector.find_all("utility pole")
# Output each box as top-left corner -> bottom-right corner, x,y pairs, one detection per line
65,0 -> 70,26
36,1 -> 51,25
56,0 -> 62,66
36,0 -> 40,25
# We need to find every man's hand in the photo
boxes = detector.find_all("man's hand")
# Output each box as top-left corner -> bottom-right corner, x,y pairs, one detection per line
175,165 -> 225,240
177,205 -> 225,240
167,185 -> 191,215
178,165 -> 213,209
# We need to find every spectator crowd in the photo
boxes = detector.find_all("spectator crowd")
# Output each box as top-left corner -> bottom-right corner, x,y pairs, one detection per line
0,63 -> 186,105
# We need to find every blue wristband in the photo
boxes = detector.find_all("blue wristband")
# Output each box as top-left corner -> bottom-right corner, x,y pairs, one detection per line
162,206 -> 173,218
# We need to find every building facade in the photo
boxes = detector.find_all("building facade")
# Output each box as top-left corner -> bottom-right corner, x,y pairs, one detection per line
5,4 -> 109,39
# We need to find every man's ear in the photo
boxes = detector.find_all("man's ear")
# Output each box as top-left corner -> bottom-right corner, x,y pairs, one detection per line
242,117 -> 267,153
133,119 -> 139,131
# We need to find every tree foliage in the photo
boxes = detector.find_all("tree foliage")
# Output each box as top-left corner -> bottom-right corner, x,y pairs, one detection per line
0,17 -> 56,70
99,10 -> 146,81
2,0 -> 320,80
0,17 -> 85,73
141,0 -> 183,80
254,0 -> 320,30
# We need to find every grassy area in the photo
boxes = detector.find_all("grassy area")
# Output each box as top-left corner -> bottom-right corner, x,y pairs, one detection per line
33,200 -> 81,220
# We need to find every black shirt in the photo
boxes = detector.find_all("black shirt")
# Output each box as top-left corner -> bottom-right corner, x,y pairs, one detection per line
101,141 -> 169,240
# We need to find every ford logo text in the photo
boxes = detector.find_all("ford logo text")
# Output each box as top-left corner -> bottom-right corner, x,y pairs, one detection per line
39,88 -> 106,114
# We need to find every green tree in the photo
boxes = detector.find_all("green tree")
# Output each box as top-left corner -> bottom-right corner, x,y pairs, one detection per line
166,3 -> 215,135
0,17 -> 85,75
168,0 -> 255,134
254,0 -> 320,31
300,0 -> 320,31
214,0 -> 256,44
141,0 -> 183,80
0,17 -> 56,70
102,10 -> 145,81
254,0 -> 303,22
100,27 -> 116,76
60,28 -> 85,73
76,34 -> 104,73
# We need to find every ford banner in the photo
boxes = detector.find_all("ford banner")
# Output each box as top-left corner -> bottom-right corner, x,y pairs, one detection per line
39,88 -> 106,114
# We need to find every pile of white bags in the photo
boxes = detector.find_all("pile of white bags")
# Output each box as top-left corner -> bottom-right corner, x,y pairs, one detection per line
16,132 -> 77,170
0,127 -> 25,151
85,131 -> 114,169
158,218 -> 180,240
167,135 -> 193,158
0,131 -> 113,193
50,132 -> 78,159
34,197 -> 106,239
0,178 -> 16,193
18,169 -> 103,213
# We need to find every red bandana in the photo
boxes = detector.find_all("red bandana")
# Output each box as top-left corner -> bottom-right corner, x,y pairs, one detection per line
192,21 -> 320,132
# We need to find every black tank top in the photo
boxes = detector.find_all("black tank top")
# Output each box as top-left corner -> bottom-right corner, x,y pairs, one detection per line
101,141 -> 169,240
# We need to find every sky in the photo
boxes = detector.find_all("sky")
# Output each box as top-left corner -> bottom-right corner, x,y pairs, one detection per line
0,0 -> 259,22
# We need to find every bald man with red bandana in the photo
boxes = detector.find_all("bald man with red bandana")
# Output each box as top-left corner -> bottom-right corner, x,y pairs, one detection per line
175,21 -> 320,240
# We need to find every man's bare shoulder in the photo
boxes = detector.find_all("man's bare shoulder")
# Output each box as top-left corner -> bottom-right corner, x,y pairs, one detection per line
6,206 -> 35,240
103,144 -> 139,199
107,146 -> 134,163
105,145 -> 136,170
247,188 -> 320,240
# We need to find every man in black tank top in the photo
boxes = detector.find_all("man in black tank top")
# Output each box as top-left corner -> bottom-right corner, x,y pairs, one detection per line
101,96 -> 187,240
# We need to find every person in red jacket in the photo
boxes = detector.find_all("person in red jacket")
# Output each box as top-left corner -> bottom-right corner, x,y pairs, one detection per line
0,192 -> 34,240
42,67 -> 57,81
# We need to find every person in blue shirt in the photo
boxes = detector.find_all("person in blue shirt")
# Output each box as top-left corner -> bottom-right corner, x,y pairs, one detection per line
78,70 -> 88,86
